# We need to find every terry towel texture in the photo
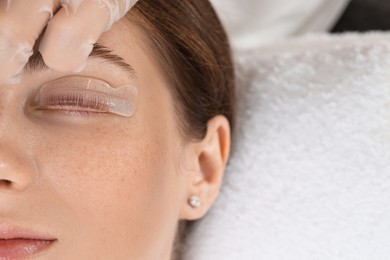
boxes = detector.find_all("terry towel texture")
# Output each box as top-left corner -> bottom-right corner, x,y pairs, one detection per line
183,33 -> 390,260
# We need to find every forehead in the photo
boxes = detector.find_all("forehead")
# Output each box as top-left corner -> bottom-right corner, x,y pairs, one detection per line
98,16 -> 173,95
97,19 -> 145,66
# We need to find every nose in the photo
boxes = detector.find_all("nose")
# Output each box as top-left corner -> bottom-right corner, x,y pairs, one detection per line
0,87 -> 37,191
0,141 -> 36,191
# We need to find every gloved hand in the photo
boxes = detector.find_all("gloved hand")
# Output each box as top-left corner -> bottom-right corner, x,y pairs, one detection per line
0,0 -> 138,84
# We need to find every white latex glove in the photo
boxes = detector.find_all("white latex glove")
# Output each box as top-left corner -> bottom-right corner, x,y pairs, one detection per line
0,0 -> 138,84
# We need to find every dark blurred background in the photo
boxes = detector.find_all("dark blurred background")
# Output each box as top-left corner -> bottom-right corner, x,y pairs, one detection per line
331,0 -> 390,32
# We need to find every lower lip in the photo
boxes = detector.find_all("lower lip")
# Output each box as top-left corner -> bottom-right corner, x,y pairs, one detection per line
0,238 -> 55,259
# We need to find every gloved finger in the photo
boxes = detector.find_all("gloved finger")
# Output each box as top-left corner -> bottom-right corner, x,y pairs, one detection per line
39,0 -> 138,73
0,0 -> 61,84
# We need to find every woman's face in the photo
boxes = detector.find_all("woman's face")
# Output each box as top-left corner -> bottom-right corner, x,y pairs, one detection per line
0,19 -> 198,259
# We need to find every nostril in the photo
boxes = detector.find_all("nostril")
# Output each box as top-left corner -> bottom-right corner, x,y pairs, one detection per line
0,180 -> 12,187
0,145 -> 36,190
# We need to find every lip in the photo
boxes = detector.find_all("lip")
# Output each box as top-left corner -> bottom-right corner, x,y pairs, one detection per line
0,223 -> 57,259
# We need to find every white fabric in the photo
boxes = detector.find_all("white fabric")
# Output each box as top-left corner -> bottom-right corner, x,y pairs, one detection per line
183,32 -> 390,260
210,0 -> 350,50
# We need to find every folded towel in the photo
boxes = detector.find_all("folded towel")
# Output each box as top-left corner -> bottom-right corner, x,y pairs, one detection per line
183,32 -> 390,260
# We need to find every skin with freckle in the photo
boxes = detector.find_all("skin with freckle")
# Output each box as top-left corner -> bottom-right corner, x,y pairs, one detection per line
1,23 -> 179,259
0,1 -> 234,259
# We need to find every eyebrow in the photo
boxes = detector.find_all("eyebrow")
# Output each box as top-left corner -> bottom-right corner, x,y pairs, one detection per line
25,43 -> 136,77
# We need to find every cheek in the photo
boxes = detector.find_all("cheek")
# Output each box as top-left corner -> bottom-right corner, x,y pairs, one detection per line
41,131 -> 156,206
35,121 -> 174,215
29,109 -> 182,256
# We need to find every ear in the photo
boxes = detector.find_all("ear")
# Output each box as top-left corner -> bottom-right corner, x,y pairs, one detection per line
179,115 -> 231,220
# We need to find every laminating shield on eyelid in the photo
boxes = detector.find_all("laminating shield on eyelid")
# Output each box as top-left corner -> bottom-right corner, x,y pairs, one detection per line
35,76 -> 138,117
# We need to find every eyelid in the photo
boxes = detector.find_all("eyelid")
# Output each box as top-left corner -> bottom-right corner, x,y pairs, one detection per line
35,76 -> 138,117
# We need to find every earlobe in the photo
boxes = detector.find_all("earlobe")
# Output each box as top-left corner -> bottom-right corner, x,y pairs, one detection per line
179,115 -> 231,220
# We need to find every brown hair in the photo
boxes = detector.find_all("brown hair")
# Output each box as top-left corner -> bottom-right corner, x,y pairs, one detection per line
126,0 -> 235,258
126,0 -> 235,141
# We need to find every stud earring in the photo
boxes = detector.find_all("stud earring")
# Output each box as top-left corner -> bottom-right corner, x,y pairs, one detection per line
188,195 -> 201,208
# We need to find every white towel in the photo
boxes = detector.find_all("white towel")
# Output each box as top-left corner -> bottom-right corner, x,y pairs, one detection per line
210,0 -> 350,49
183,32 -> 390,260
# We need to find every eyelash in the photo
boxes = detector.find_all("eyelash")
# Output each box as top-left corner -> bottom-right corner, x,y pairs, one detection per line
36,92 -> 111,116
